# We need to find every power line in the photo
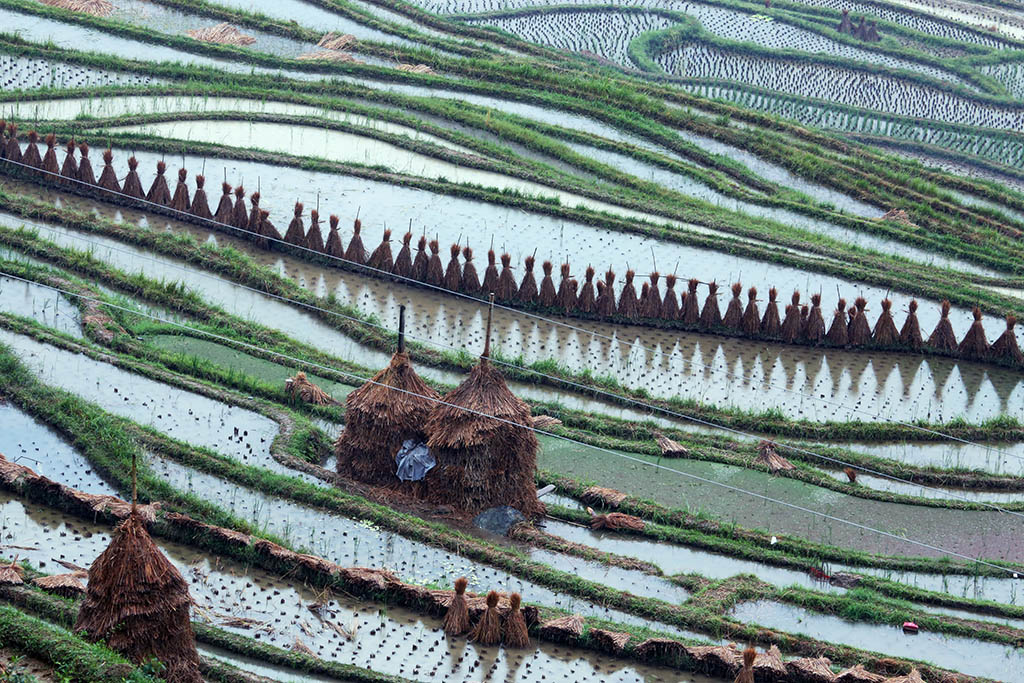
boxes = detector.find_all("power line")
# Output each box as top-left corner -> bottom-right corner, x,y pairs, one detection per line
0,153 -> 1017,457
1,270 -> 1023,577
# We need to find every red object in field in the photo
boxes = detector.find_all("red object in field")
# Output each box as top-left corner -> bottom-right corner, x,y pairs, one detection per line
809,567 -> 831,581
902,621 -> 919,633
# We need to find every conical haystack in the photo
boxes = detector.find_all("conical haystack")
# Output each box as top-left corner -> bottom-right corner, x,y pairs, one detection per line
462,247 -> 481,294
539,261 -> 558,308
425,305 -> 543,517
700,281 -> 722,328
617,270 -> 640,319
393,231 -> 414,278
284,202 -> 307,248
75,511 -> 202,682
443,577 -> 470,635
642,272 -> 662,318
170,167 -> 190,213
306,210 -> 325,252
425,239 -> 444,286
346,218 -> 367,265
42,133 -> 60,177
146,160 -> 172,206
230,186 -> 248,230
77,143 -> 96,185
325,215 -> 345,258
848,297 -> 872,346
468,591 -> 502,645
556,262 -> 576,311
596,269 -> 616,316
259,209 -> 281,246
122,156 -> 145,199
246,191 -> 263,236
723,282 -> 743,329
928,300 -> 957,352
60,139 -> 78,182
900,300 -> 922,350
990,315 -> 1023,364
412,236 -> 429,281
213,182 -> 233,223
741,287 -> 760,335
518,255 -> 539,304
98,149 -> 120,193
577,266 -> 597,314
190,174 -> 212,220
443,243 -> 462,291
335,313 -> 439,486
761,287 -> 781,337
805,293 -> 826,343
958,307 -> 989,359
22,131 -> 42,169
481,249 -> 499,294
780,291 -> 802,342
661,274 -> 680,320
872,299 -> 899,345
503,593 -> 530,648
681,278 -> 700,324
496,253 -> 518,301
4,124 -> 21,163
367,229 -> 395,273
826,297 -> 848,345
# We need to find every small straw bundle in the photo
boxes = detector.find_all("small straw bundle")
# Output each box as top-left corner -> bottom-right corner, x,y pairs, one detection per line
40,0 -> 113,16
722,282 -> 744,329
556,262 -> 576,311
461,247 -> 481,294
77,143 -> 96,185
306,210 -> 325,252
740,287 -> 760,335
900,300 -> 922,350
780,291 -> 803,342
642,272 -> 661,318
872,299 -> 900,345
318,32 -> 356,50
367,228 -> 394,272
481,250 -> 499,294
760,287 -> 781,337
33,573 -> 86,598
190,174 -> 212,220
577,266 -> 597,314
661,274 -> 679,320
187,22 -> 256,46
595,270 -> 616,316
538,261 -> 558,308
42,133 -> 60,176
655,432 -> 688,456
755,440 -> 795,473
991,316 -> 1023,364
443,243 -> 462,291
503,593 -> 530,648
392,232 -> 414,278
346,218 -> 367,265
617,270 -> 640,319
958,307 -> 989,359
170,168 -> 190,212
517,255 -> 539,304
145,160 -> 172,206
0,557 -> 24,585
298,51 -> 362,63
468,591 -> 502,645
700,281 -> 722,328
412,236 -> 429,280
213,182 -> 233,223
496,253 -> 518,301
60,138 -> 78,182
734,647 -> 756,683
928,300 -> 957,352
325,215 -> 345,258
122,156 -> 145,199
681,278 -> 700,324
284,202 -> 307,248
587,507 -> 645,531
443,577 -> 470,635
804,293 -> 826,343
425,239 -> 444,286
825,297 -> 848,345
847,297 -> 872,346
285,371 -> 334,405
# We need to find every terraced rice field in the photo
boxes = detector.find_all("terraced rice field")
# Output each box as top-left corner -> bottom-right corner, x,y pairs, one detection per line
1,0 -> 1024,682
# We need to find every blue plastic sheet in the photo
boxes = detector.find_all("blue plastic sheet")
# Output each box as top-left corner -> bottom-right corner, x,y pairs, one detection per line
395,439 -> 435,481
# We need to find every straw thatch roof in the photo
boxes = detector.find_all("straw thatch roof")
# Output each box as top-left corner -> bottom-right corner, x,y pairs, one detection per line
33,572 -> 86,598
190,174 -> 212,220
825,297 -> 848,345
958,307 -> 989,359
336,351 -> 439,486
187,22 -> 256,46
40,0 -> 114,16
425,354 -> 543,517
928,300 -> 957,351
444,244 -> 462,291
577,266 -> 597,314
755,440 -> 795,473
75,511 -> 201,682
991,315 -> 1023,364
618,270 -> 640,319
835,664 -> 885,682
761,287 -> 781,337
367,229 -> 394,273
462,247 -> 481,294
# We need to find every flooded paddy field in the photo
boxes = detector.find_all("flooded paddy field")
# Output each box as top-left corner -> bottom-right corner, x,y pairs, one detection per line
3,4 -> 1024,681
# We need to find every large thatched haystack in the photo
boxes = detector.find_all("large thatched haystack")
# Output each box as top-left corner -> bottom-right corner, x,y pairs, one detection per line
335,309 -> 439,486
425,302 -> 543,517
75,510 -> 201,682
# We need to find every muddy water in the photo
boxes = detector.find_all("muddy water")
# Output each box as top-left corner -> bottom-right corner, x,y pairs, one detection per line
3,195 -> 1021,426
0,403 -> 117,496
0,274 -> 82,338
0,330 -> 279,464
847,565 -> 1024,606
820,469 -> 1024,503
730,600 -> 1023,681
105,118 -> 740,239
538,437 -> 1024,563
0,494 -> 708,683
148,453 -> 708,640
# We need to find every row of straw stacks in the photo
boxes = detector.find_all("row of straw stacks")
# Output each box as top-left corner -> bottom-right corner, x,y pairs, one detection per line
442,578 -> 531,647
2,130 -> 1019,367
